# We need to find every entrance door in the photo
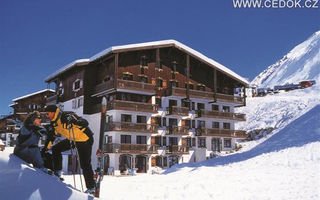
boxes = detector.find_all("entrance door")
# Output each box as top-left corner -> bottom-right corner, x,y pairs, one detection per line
212,138 -> 221,152
119,154 -> 132,173
135,155 -> 147,173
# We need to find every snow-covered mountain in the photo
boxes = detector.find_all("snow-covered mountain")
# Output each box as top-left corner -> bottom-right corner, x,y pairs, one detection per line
251,30 -> 320,88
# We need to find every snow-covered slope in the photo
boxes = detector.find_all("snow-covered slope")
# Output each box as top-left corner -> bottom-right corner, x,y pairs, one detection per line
0,149 -> 95,200
251,30 -> 320,88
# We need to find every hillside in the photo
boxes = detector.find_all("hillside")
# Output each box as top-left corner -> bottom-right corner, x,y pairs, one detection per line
251,31 -> 320,88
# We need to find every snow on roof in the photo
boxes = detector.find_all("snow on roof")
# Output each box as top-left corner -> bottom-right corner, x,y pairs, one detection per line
8,103 -> 17,107
12,89 -> 55,102
45,59 -> 90,82
46,40 -> 249,85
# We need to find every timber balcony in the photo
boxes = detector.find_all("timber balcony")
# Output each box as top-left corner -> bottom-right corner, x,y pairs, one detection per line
93,79 -> 155,96
106,122 -> 159,133
166,126 -> 190,135
196,110 -> 246,121
103,143 -> 158,154
46,94 -> 58,105
165,87 -> 244,104
195,128 -> 247,138
166,145 -> 189,154
166,106 -> 189,116
108,100 -> 158,113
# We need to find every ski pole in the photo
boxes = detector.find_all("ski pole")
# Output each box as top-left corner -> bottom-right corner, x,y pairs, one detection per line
68,126 -> 76,189
71,126 -> 84,192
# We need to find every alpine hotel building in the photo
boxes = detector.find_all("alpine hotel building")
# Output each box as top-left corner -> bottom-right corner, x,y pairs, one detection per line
45,40 -> 249,175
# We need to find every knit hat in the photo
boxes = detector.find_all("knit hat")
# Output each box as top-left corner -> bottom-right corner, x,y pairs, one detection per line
30,111 -> 41,122
44,105 -> 58,112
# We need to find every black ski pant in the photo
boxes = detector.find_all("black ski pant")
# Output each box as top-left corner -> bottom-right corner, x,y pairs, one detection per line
52,135 -> 95,189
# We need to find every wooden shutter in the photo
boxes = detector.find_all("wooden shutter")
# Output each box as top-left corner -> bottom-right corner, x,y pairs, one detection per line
151,157 -> 156,167
151,137 -> 156,145
181,120 -> 186,126
151,117 -> 156,125
182,138 -> 186,146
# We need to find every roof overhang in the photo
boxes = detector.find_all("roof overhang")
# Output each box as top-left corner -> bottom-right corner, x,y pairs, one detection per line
45,40 -> 249,86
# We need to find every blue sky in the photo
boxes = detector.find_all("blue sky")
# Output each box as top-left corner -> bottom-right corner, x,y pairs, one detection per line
0,0 -> 319,115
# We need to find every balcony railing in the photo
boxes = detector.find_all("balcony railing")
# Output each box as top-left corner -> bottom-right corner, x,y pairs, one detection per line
166,145 -> 189,154
93,80 -> 115,96
166,106 -> 189,116
197,110 -> 246,121
106,122 -> 158,133
46,94 -> 58,105
117,79 -> 155,94
195,128 -> 247,138
165,87 -> 244,104
93,79 -> 155,96
108,100 -> 158,113
166,126 -> 189,135
103,143 -> 158,154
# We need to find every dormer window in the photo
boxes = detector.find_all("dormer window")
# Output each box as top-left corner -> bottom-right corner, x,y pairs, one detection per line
72,79 -> 82,92
169,80 -> 179,88
138,75 -> 148,83
122,72 -> 133,81
197,84 -> 205,91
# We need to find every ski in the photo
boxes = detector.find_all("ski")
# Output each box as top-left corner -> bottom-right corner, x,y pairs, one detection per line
94,97 -> 107,198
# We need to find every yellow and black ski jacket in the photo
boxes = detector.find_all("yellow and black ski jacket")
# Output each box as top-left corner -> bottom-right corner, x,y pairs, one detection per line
45,108 -> 93,150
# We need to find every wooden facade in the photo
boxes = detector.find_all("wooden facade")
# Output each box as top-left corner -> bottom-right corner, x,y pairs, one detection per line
45,40 -> 249,172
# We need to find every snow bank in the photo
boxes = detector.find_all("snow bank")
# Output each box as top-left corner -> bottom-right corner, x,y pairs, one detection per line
0,148 -> 95,200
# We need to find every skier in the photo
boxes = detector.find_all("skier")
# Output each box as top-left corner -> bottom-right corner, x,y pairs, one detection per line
44,105 -> 96,194
13,111 -> 50,173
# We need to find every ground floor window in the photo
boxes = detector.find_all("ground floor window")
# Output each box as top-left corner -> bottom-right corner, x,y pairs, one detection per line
198,137 -> 206,148
224,138 -> 232,148
168,156 -> 179,167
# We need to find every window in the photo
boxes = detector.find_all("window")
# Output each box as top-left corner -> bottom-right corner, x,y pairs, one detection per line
197,103 -> 205,110
185,83 -> 194,90
212,104 -> 219,111
198,120 -> 206,128
169,137 -> 178,146
121,114 -> 132,123
224,138 -> 231,148
222,106 -> 230,112
197,85 -> 205,91
223,123 -> 231,129
186,138 -> 192,147
169,80 -> 179,88
169,118 -> 178,127
107,136 -> 112,143
212,122 -> 220,129
72,97 -> 84,109
162,117 -> 167,126
122,72 -> 133,81
155,136 -> 162,146
121,135 -> 131,144
72,79 -> 82,91
168,99 -> 177,107
137,136 -> 147,144
156,79 -> 163,88
138,75 -> 148,83
198,137 -> 206,148
137,116 -> 147,123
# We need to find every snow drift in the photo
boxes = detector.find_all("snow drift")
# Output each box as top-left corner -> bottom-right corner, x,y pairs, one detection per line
0,149 -> 95,200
